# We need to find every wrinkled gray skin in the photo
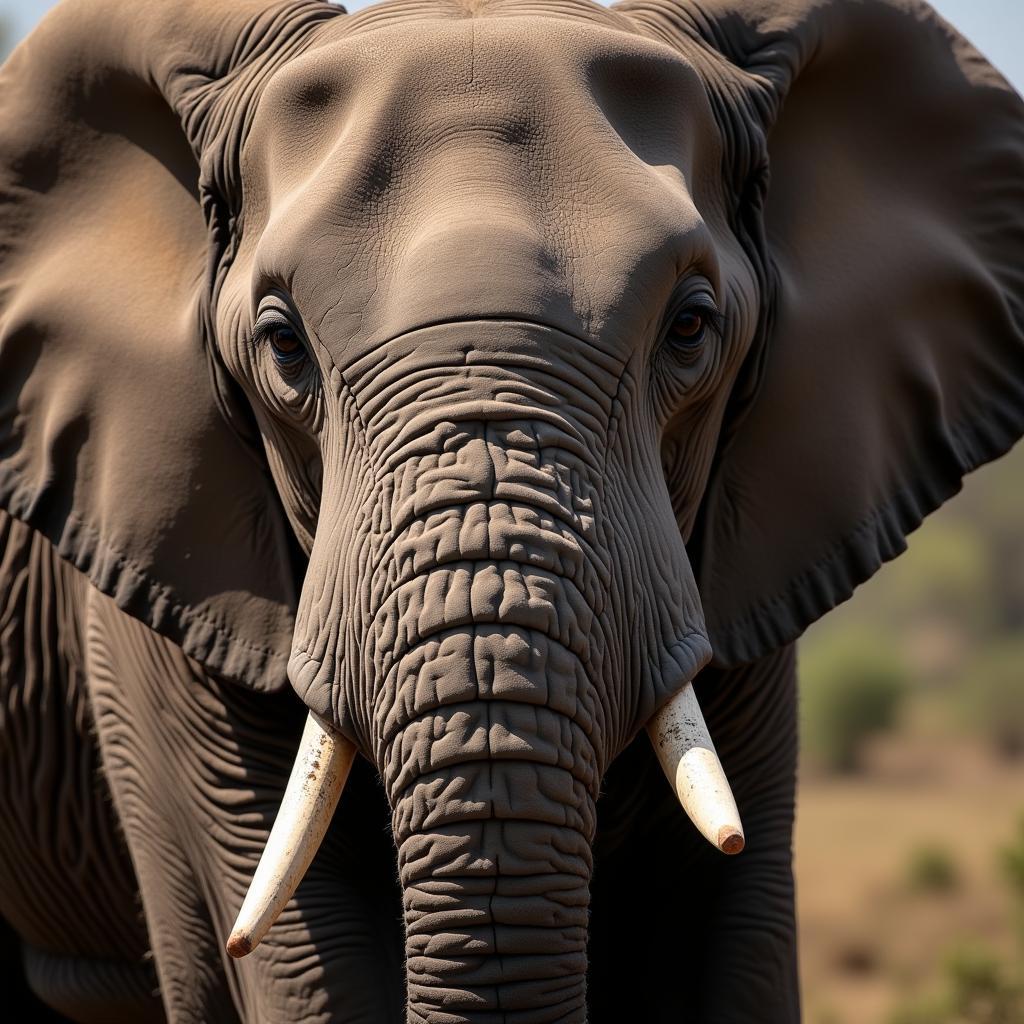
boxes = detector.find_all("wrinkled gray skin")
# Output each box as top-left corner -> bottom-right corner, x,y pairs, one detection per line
1,0 -> 1022,1021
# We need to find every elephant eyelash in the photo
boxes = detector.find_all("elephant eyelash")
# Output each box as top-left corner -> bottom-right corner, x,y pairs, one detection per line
252,310 -> 314,372
252,317 -> 301,350
697,306 -> 727,337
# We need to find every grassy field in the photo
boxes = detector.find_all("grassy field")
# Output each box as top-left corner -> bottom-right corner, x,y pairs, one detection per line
798,733 -> 1024,1024
796,442 -> 1024,1023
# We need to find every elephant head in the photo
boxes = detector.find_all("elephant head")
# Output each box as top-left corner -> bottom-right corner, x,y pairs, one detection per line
1,0 -> 1021,1019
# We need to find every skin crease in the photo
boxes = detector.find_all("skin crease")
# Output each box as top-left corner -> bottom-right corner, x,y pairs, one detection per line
0,0 -> 1022,1022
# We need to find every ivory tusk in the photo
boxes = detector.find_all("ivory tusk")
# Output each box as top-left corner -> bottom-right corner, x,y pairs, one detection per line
226,711 -> 357,958
646,683 -> 745,855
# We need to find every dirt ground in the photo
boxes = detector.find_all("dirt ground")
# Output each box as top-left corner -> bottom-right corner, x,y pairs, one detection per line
797,734 -> 1024,1023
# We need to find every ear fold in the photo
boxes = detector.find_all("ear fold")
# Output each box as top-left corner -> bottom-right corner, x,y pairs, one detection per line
621,0 -> 1024,665
0,1 -> 337,688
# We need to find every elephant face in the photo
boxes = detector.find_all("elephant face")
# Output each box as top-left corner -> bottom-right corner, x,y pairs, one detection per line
219,13 -> 751,758
212,22 -> 754,1009
1,0 -> 1022,1020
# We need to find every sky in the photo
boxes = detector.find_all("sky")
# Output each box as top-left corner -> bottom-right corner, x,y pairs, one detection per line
2,0 -> 1023,93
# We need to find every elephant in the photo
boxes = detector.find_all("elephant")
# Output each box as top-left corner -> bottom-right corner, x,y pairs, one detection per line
0,0 -> 1022,1020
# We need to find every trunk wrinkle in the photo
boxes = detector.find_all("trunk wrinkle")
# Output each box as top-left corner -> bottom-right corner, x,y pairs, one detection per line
374,496 -> 607,584
371,562 -> 598,665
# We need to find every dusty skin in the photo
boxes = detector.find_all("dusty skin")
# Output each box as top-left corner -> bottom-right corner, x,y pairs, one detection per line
0,0 -> 1022,1021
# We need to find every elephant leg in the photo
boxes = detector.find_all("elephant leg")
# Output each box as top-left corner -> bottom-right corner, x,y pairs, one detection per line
590,644 -> 799,1023
0,511 -> 163,1023
689,644 -> 800,1022
0,918 -> 76,1023
83,587 -> 404,1024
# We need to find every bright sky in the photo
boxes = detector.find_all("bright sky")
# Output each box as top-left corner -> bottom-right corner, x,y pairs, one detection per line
2,0 -> 1023,92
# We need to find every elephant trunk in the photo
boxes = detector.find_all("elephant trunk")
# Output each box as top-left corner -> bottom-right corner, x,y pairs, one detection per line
229,381 -> 741,1015
373,539 -> 601,1019
395,757 -> 593,1020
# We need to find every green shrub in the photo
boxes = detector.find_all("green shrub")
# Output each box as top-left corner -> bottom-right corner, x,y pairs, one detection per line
800,630 -> 909,773
962,640 -> 1024,759
950,446 -> 1024,631
889,944 -> 1024,1024
945,943 -> 1024,1024
907,844 -> 960,894
1000,816 -> 1024,908
883,523 -> 995,634
888,995 -> 949,1024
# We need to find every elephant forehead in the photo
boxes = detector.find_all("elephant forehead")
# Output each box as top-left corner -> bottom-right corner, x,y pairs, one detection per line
241,13 -> 719,352
253,10 -> 707,134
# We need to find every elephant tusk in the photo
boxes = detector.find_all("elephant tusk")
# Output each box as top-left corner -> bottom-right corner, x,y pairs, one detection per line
646,683 -> 745,855
226,711 -> 357,958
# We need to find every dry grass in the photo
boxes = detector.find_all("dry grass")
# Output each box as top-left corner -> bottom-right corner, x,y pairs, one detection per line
797,734 -> 1024,1024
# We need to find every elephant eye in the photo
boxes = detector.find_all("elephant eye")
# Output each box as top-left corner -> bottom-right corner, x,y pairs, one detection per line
667,300 -> 725,353
254,307 -> 310,378
268,326 -> 306,371
672,311 -> 706,344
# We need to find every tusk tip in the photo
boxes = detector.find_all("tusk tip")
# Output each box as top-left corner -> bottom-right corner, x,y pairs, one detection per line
226,931 -> 254,959
717,826 -> 745,856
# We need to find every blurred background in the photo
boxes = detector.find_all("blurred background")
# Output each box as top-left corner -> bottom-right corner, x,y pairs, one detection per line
2,2 -> 1023,1022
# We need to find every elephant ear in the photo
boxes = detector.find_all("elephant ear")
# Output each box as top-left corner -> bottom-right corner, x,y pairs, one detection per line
622,0 -> 1024,665
0,0 -> 337,688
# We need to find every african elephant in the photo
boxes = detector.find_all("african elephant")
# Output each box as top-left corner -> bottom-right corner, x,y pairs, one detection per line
0,0 -> 1021,1020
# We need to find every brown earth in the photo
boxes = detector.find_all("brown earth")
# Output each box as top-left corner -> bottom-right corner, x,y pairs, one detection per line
798,734 -> 1024,1024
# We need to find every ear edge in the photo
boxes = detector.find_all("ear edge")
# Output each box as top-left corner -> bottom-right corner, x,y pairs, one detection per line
705,308 -> 1024,669
0,472 -> 291,686
0,0 -> 341,691
618,0 -> 1024,666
